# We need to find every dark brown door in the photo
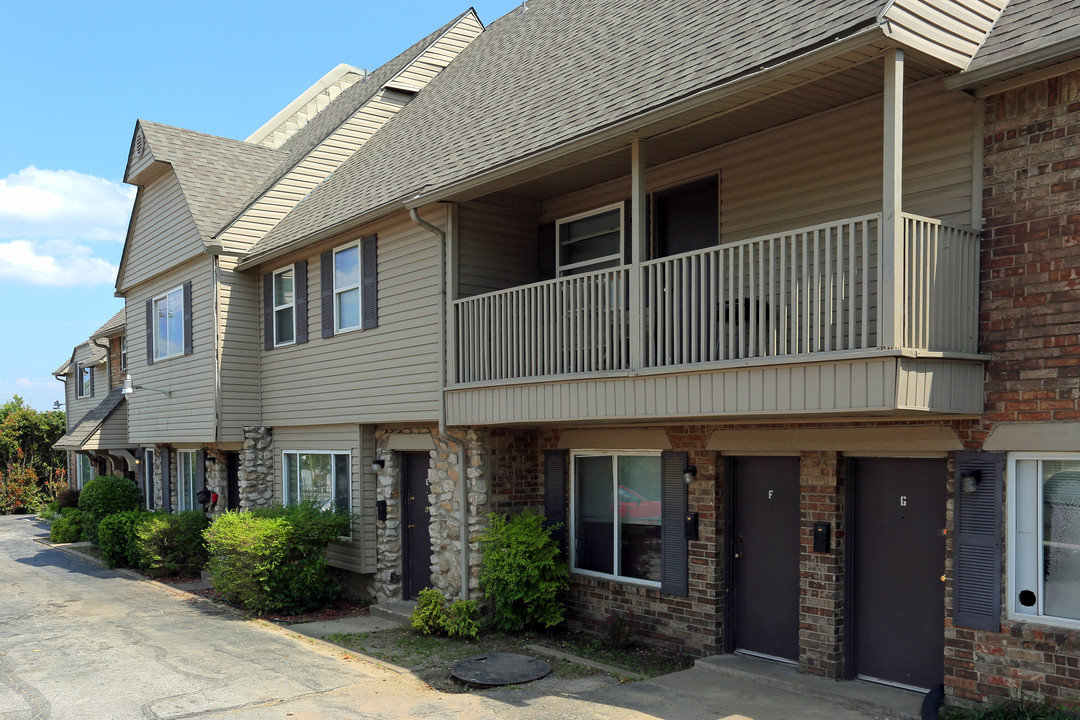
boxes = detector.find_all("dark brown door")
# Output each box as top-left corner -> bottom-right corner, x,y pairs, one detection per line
226,452 -> 240,511
402,452 -> 432,599
852,458 -> 946,690
732,456 -> 801,662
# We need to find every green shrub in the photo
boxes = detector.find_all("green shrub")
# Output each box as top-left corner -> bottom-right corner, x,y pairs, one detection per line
78,475 -> 142,543
478,509 -> 568,632
39,501 -> 61,521
444,599 -> 481,639
135,510 -> 210,577
204,503 -> 351,615
410,588 -> 449,635
943,696 -> 1080,720
98,510 -> 151,568
57,488 -> 80,509
49,508 -> 84,543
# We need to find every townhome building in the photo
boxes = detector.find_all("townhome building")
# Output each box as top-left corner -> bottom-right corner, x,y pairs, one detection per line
53,0 -> 1080,710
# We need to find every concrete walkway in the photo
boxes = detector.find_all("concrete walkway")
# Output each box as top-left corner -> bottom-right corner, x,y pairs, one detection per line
11,514 -> 923,719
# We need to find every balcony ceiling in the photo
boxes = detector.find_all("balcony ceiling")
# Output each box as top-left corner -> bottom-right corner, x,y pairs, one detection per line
451,40 -> 942,202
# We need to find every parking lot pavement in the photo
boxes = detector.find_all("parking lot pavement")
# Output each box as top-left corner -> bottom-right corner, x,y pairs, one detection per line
1,514 -> 891,720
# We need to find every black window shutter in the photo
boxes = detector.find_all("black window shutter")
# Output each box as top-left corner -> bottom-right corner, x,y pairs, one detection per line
538,222 -> 556,280
953,451 -> 1004,632
361,235 -> 378,330
263,272 -> 274,351
145,451 -> 155,510
623,199 -> 633,264
295,259 -> 308,344
145,298 -> 155,365
543,449 -> 568,554
88,365 -> 94,397
162,448 -> 172,514
196,449 -> 206,492
182,281 -> 193,355
321,250 -> 334,338
661,450 -> 689,597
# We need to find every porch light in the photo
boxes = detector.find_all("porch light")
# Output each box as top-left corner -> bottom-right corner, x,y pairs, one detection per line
121,374 -> 171,398
960,469 -> 981,494
372,458 -> 386,473
683,465 -> 697,485
52,401 -> 64,410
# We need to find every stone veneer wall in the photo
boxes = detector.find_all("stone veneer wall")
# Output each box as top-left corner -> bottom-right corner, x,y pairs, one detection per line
204,449 -> 228,517
239,427 -> 273,510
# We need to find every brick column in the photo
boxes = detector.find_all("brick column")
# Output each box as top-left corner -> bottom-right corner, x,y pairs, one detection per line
799,451 -> 845,678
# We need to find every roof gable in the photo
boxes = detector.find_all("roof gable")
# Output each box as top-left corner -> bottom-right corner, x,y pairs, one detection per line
213,9 -> 483,255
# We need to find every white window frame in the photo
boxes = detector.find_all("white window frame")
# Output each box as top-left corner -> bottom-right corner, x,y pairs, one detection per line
152,285 -> 185,360
555,202 -> 624,277
1007,452 -> 1080,629
76,454 -> 94,489
332,243 -> 362,334
569,449 -> 662,588
120,337 -> 127,371
272,266 -> 296,346
76,363 -> 92,399
280,451 -> 352,518
176,450 -> 197,512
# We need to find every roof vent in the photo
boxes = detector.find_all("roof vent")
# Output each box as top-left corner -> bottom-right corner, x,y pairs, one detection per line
383,80 -> 421,96
133,131 -> 146,158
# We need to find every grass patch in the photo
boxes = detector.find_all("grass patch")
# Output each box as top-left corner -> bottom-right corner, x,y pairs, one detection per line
324,627 -> 693,693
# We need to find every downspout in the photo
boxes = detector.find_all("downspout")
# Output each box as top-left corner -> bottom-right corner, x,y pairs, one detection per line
409,205 -> 469,601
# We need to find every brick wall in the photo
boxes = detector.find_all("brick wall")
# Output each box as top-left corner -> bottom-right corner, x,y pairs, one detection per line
108,336 -> 125,390
943,69 -> 1080,709
799,451 -> 845,677
485,427 -> 542,514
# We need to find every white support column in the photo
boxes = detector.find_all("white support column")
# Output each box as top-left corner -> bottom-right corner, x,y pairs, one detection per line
629,138 -> 647,369
880,48 -> 905,349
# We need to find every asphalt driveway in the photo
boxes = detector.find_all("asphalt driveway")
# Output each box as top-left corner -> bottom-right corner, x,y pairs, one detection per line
0,514 -> 893,720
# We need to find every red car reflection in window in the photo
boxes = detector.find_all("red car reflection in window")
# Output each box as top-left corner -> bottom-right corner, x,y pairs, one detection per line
617,485 -> 661,523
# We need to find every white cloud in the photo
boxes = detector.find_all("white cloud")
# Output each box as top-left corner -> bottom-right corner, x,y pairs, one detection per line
15,378 -> 51,389
0,239 -> 117,287
0,167 -> 135,242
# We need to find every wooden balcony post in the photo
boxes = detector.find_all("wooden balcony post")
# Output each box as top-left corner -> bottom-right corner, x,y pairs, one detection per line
630,138 -> 647,369
880,48 -> 904,349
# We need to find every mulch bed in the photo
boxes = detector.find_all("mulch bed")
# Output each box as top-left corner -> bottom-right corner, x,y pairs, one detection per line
186,586 -> 370,623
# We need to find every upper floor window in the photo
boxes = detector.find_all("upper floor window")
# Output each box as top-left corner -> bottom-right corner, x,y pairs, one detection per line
153,286 -> 185,359
334,244 -> 361,332
273,267 -> 295,346
557,204 -> 623,277
120,337 -> 127,371
1010,454 -> 1080,628
76,363 -> 93,398
653,175 -> 719,258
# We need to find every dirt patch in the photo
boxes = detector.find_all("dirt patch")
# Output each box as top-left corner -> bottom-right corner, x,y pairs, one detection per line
325,628 -> 693,694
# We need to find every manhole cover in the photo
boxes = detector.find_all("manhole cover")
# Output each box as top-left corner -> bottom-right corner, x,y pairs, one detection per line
451,652 -> 552,686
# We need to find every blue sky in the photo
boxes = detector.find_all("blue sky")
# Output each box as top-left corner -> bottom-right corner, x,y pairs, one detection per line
0,0 -> 522,412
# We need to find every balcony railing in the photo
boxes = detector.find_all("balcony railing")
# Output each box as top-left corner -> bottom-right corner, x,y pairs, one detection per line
451,212 -> 980,385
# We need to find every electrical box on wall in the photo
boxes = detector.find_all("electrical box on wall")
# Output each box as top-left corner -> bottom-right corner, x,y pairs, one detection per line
376,500 -> 388,522
685,512 -> 699,541
813,521 -> 831,553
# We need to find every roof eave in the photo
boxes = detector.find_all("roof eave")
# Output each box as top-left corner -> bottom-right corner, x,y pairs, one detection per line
945,36 -> 1080,92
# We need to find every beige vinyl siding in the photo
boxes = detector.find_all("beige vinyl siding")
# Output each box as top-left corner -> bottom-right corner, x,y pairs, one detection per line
882,0 -> 1007,69
126,142 -> 157,181
457,201 -> 541,298
66,345 -> 104,430
118,170 -> 206,292
216,255 -> 260,442
216,13 -> 483,255
259,209 -> 442,426
82,403 -> 129,450
445,356 -> 984,425
272,424 -> 376,574
125,256 -> 217,445
543,81 -> 977,238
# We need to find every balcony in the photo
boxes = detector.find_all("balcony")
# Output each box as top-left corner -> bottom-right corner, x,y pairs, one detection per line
452,212 -> 980,385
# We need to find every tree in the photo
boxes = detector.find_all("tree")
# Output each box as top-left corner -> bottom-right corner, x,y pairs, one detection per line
0,396 -> 66,477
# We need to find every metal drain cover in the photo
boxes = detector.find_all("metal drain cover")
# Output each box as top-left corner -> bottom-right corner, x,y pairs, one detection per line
451,652 -> 552,686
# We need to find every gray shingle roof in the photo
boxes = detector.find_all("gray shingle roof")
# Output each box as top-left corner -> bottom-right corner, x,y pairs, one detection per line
966,0 -> 1080,73
52,388 -> 126,450
137,121 -> 287,241
90,308 -> 126,339
213,10 -> 475,240
246,0 -> 883,262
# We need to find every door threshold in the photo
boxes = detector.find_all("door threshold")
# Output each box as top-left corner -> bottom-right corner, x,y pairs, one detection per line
855,674 -> 930,694
734,649 -> 797,665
